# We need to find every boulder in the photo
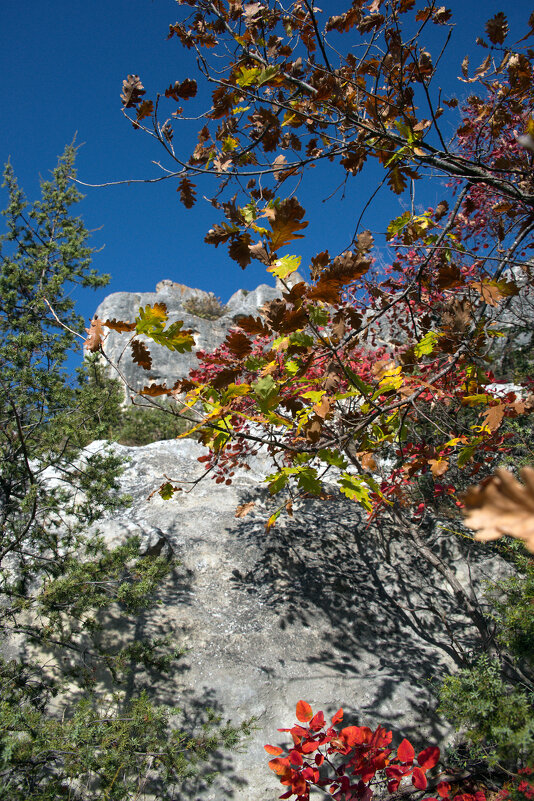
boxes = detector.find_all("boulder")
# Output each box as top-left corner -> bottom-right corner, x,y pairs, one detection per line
94,279 -> 287,396
77,437 -> 504,801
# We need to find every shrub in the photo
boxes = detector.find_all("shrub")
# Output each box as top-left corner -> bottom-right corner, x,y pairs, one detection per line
183,293 -> 228,320
112,401 -> 194,446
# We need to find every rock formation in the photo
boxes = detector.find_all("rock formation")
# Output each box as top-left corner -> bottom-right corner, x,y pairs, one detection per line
69,437 -> 505,801
94,278 -> 298,395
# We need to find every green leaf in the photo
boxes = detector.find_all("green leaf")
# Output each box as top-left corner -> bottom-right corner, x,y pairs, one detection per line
457,443 -> 478,468
266,470 -> 289,494
159,482 -> 177,500
338,473 -> 373,510
308,306 -> 329,326
345,366 -> 372,396
149,320 -> 195,352
253,375 -> 279,410
135,303 -> 168,335
386,211 -> 411,241
318,448 -> 348,469
269,254 -> 301,279
256,65 -> 280,86
301,390 -> 325,403
297,466 -> 321,495
414,330 -> 442,358
236,66 -> 261,87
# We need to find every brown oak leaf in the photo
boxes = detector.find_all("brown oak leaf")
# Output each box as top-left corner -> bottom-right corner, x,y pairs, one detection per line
85,317 -> 105,352
131,339 -> 152,370
463,467 -> 534,552
103,318 -> 137,333
235,501 -> 255,518
121,75 -> 145,108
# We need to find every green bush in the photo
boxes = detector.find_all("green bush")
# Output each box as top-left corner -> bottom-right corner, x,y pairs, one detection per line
112,401 -> 194,446
438,654 -> 534,769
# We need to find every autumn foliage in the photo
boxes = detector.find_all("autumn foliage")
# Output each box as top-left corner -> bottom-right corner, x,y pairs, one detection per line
94,0 -> 534,529
265,701 -> 440,800
89,0 -> 534,794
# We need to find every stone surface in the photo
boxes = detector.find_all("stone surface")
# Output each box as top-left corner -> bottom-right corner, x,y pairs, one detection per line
94,279 -> 284,396
76,437 -> 505,801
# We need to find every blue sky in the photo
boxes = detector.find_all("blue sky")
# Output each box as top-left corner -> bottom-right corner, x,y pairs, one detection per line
1,0 -> 532,371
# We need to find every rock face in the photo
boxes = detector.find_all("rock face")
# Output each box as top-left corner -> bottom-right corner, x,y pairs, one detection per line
78,437 -> 504,801
94,279 -> 290,395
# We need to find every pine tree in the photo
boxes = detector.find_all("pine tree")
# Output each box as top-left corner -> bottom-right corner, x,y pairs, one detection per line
0,147 -> 249,800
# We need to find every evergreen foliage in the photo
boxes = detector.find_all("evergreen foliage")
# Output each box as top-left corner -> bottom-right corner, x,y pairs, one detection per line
0,147 -> 249,800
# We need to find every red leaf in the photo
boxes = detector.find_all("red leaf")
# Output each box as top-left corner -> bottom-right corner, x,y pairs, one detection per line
437,781 -> 451,797
315,753 -> 324,766
309,711 -> 325,730
289,749 -> 303,766
264,744 -> 284,755
296,700 -> 313,723
397,738 -> 415,763
418,746 -> 440,770
268,756 -> 291,776
301,741 -> 320,753
412,767 -> 428,790
331,708 -> 344,725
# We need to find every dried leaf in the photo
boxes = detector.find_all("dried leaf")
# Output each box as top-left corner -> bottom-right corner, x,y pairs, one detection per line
139,383 -> 172,396
235,501 -> 255,518
103,318 -> 136,333
485,12 -> 508,45
85,317 -> 105,352
131,339 -> 152,370
463,467 -> 534,552
481,403 -> 505,432
165,78 -> 198,100
237,315 -> 271,336
228,233 -> 252,268
264,197 -> 308,252
225,330 -> 253,358
429,458 -> 449,477
356,230 -> 374,254
178,177 -> 196,209
121,74 -> 145,108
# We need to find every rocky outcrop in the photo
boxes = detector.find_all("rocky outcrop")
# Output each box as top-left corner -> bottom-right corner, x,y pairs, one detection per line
73,437 -> 505,801
94,278 -> 300,395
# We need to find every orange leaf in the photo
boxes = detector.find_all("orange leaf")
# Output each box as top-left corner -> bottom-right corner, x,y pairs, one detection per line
264,744 -> 284,756
268,756 -> 291,776
429,458 -> 449,477
85,317 -> 105,352
481,403 -> 505,432
331,708 -> 344,725
296,700 -> 313,723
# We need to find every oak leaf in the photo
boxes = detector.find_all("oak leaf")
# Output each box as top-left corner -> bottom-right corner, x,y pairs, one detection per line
264,197 -> 308,252
486,12 -> 508,44
228,233 -> 252,268
225,330 -> 253,358
463,467 -> 534,552
139,383 -> 172,396
178,177 -> 196,208
131,339 -> 152,370
103,318 -> 136,333
235,501 -> 255,518
121,75 -> 145,108
85,317 -> 105,352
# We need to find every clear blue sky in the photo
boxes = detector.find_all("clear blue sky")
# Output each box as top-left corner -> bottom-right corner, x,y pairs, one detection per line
1,0 -> 531,370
